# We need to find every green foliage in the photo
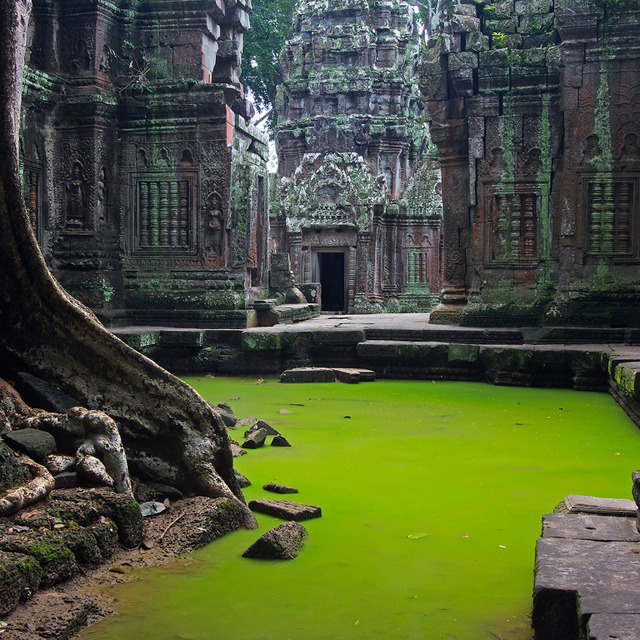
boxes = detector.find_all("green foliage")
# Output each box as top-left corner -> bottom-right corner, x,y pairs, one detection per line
241,0 -> 297,130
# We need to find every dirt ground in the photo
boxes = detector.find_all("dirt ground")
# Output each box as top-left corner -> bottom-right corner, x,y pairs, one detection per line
1,495 -> 245,640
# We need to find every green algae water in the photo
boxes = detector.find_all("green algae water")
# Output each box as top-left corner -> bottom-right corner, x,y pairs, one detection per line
79,379 -> 640,640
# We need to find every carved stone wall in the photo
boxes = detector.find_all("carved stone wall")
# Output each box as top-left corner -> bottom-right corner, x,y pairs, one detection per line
274,0 -> 443,313
20,0 -> 268,328
421,0 -> 640,326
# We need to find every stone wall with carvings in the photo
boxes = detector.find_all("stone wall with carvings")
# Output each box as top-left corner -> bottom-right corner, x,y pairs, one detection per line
20,0 -> 268,328
421,0 -> 640,326
274,0 -> 443,313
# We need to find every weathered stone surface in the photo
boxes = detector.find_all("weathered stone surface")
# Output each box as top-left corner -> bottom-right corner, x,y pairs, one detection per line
234,470 -> 251,488
248,499 -> 322,522
533,537 -> 640,638
542,513 -> 640,543
280,368 -> 336,383
587,613 -> 640,640
263,482 -> 298,494
53,472 -> 78,489
76,455 -> 114,488
242,428 -> 267,449
0,550 -> 43,616
554,495 -> 637,517
333,368 -> 375,383
3,429 -> 56,461
271,435 -> 291,447
244,419 -> 280,438
242,521 -> 308,560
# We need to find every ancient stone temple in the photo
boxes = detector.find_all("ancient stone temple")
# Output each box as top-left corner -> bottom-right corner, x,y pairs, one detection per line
272,0 -> 443,314
422,0 -> 640,326
20,0 -> 269,328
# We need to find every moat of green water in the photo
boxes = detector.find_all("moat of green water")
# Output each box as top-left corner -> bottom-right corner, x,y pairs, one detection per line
79,378 -> 640,640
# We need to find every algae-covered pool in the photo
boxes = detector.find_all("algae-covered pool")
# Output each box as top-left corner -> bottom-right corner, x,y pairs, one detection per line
79,378 -> 640,640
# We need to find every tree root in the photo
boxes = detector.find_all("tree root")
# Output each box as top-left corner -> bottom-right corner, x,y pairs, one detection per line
0,454 -> 55,516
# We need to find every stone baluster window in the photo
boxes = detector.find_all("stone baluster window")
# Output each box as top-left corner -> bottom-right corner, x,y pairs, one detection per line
406,247 -> 429,288
586,179 -> 637,258
136,178 -> 192,250
487,187 -> 540,266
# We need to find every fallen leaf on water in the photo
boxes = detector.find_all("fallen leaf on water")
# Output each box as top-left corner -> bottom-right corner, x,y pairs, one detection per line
254,378 -> 264,385
407,533 -> 428,539
229,396 -> 240,401
615,452 -> 621,456
490,632 -> 503,640
279,409 -> 293,414
461,535 -> 468,539
290,403 -> 305,406
344,415 -> 351,419
499,545 -> 506,549
445,634 -> 458,639
205,374 -> 214,379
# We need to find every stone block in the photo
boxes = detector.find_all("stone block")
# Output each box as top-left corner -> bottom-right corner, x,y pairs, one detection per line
448,51 -> 478,70
515,0 -> 553,14
242,428 -> 267,449
483,0 -> 514,19
588,614 -> 640,640
242,521 -> 308,560
484,17 -> 517,35
263,482 -> 298,494
480,49 -> 511,68
542,513 -> 640,543
518,14 -> 555,35
280,367 -> 336,383
447,344 -> 480,365
554,495 -> 637,518
3,429 -> 57,461
465,31 -> 489,52
16,372 -> 78,413
242,331 -> 282,352
248,499 -> 322,521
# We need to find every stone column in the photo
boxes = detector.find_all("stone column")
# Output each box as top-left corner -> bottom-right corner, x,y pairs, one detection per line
428,119 -> 470,324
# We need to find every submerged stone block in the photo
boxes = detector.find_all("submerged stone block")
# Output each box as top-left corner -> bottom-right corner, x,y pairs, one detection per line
242,521 -> 308,560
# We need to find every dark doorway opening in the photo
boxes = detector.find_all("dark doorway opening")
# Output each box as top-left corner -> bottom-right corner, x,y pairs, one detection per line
318,252 -> 345,312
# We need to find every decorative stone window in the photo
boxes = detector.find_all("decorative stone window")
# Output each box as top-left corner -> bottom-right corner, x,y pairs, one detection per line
134,175 -> 196,252
484,183 -> 541,267
582,176 -> 639,261
406,247 -> 430,288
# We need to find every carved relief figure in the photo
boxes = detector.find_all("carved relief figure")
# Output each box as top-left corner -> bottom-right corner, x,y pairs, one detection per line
97,166 -> 107,222
204,193 -> 223,263
66,161 -> 87,228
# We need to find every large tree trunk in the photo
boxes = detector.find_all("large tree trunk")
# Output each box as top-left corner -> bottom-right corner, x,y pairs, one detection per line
0,0 -> 255,527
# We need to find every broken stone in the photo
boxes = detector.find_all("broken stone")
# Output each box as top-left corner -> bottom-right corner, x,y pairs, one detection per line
242,521 -> 308,560
230,443 -> 247,457
333,368 -> 375,383
234,470 -> 251,488
244,419 -> 280,438
53,472 -> 78,490
139,501 -> 167,517
242,428 -> 267,449
263,482 -> 298,494
271,435 -> 291,447
248,499 -> 322,521
554,495 -> 637,517
76,455 -> 114,488
3,428 -> 56,461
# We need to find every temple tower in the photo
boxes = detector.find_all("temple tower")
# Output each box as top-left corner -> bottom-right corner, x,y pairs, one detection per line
273,0 -> 442,313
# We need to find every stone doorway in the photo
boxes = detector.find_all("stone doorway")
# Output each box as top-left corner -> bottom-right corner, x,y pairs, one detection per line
314,251 -> 346,312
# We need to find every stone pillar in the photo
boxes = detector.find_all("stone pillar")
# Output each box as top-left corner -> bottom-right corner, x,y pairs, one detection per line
429,121 -> 470,324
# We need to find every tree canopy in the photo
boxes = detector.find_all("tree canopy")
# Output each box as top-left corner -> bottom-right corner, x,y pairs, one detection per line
241,0 -> 297,129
